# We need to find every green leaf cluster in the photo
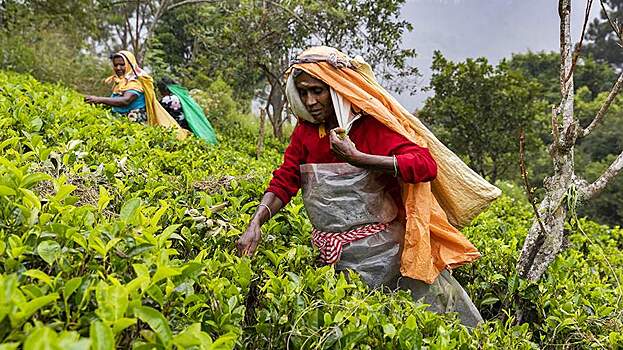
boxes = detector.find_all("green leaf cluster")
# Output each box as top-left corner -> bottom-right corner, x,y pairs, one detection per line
0,71 -> 621,348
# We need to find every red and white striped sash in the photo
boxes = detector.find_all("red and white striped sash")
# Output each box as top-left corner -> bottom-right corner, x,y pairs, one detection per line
311,222 -> 389,264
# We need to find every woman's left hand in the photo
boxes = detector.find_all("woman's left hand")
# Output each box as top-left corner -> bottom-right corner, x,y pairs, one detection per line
330,127 -> 362,165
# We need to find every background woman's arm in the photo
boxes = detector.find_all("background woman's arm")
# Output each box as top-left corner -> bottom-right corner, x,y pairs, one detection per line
85,91 -> 138,107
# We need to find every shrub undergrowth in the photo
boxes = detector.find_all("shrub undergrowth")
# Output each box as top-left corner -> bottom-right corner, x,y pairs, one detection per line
0,71 -> 621,349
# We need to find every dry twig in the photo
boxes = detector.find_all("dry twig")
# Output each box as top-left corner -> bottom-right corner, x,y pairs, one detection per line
520,129 -> 548,236
581,71 -> 623,138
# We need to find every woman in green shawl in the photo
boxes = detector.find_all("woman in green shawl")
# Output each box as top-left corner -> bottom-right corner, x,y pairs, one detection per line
157,78 -> 218,145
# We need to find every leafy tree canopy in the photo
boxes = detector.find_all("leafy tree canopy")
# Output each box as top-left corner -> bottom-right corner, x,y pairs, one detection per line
419,51 -> 545,183
148,0 -> 418,138
506,51 -> 617,104
584,0 -> 623,69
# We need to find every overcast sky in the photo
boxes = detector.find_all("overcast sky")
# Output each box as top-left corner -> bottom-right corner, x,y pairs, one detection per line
397,0 -> 602,110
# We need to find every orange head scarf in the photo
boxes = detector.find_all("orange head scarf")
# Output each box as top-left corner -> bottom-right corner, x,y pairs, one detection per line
287,46 -> 501,283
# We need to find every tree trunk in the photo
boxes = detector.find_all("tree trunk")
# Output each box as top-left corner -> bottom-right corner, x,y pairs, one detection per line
491,156 -> 498,184
517,0 -> 576,280
135,0 -> 141,63
0,0 -> 6,29
268,83 -> 286,140
256,108 -> 266,159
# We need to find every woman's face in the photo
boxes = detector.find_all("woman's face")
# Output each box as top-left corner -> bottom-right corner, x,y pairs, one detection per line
294,71 -> 334,122
112,56 -> 126,77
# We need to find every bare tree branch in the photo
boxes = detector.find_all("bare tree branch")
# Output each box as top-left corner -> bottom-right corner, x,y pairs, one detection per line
581,70 -> 623,138
582,150 -> 623,199
124,11 -> 137,52
167,0 -> 219,11
135,0 -> 141,60
550,106 -> 561,153
110,0 -> 134,6
265,0 -> 322,42
599,0 -> 623,45
114,25 -> 126,49
139,0 -> 170,59
558,0 -> 575,146
139,2 -> 149,35
563,0 -> 593,85
258,63 -> 286,95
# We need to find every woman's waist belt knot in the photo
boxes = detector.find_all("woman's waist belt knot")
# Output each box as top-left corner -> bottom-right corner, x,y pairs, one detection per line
311,222 -> 389,264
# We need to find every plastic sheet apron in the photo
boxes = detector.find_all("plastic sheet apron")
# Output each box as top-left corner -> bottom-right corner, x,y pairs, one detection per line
300,163 -> 483,328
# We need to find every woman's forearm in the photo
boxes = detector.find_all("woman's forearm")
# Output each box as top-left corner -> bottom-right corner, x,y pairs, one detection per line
251,192 -> 284,226
96,96 -> 133,107
351,152 -> 399,176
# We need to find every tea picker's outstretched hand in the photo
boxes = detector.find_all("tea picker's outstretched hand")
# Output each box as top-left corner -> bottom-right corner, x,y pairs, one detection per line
237,192 -> 283,257
237,222 -> 261,256
84,95 -> 101,104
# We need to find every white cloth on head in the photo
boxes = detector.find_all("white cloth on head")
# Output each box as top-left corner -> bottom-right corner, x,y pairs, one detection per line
329,88 -> 360,132
286,72 -> 359,132
286,73 -> 317,123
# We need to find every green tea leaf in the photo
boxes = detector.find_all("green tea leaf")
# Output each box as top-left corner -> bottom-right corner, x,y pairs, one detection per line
52,184 -> 77,203
16,293 -> 59,323
235,259 -> 252,289
480,296 -> 499,307
20,173 -> 51,189
382,323 -> 396,338
150,202 -> 169,226
158,224 -> 181,247
57,332 -> 91,350
0,185 -> 16,196
405,315 -> 418,330
37,240 -> 61,265
23,327 -> 57,350
96,282 -> 128,322
211,332 -> 238,349
63,277 -> 83,300
90,321 -> 114,350
97,186 -> 111,212
134,306 -> 173,347
24,269 -> 53,287
126,275 -> 150,294
151,265 -> 182,285
120,198 -> 141,222
111,317 -> 137,334
173,323 -> 212,348
146,285 -> 164,306
126,243 -> 154,258
19,188 -> 41,210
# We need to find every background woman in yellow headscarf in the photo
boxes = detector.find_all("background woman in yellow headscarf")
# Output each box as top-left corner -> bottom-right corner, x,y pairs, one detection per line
85,51 -> 189,139
85,51 -> 147,123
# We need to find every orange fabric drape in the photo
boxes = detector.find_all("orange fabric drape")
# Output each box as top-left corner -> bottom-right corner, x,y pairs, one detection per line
290,47 -> 499,284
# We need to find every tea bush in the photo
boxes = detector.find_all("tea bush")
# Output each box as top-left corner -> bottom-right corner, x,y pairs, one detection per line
0,71 -> 621,349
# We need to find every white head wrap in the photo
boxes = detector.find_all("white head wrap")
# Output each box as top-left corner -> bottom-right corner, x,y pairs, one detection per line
286,60 -> 360,132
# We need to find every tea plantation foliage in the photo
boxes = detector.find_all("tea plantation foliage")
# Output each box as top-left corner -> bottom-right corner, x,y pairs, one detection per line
0,71 -> 622,349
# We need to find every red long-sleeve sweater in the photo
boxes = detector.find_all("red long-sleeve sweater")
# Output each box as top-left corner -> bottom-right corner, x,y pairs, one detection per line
266,115 -> 437,205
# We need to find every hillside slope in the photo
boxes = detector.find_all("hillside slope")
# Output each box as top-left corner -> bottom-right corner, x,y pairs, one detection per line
0,71 -> 621,349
